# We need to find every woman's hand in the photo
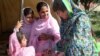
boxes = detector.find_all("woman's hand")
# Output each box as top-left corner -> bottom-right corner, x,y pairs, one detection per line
42,48 -> 53,56
38,33 -> 48,41
38,33 -> 54,41
56,51 -> 65,56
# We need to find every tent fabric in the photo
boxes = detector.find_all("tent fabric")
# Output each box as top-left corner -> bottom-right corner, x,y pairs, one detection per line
0,0 -> 21,33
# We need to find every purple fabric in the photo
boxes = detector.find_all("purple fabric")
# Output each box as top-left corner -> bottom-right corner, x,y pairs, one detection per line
28,2 -> 61,55
20,16 -> 33,42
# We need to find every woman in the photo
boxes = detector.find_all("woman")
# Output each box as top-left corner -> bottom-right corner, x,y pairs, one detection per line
53,0 -> 98,56
29,2 -> 61,56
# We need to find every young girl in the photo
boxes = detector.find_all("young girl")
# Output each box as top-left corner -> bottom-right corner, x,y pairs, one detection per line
16,32 -> 35,56
14,8 -> 35,45
9,31 -> 35,56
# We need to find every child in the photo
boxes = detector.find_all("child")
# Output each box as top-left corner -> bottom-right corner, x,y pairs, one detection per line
9,31 -> 35,56
16,32 -> 35,56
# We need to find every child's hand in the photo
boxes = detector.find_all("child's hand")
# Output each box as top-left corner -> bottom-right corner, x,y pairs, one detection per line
15,20 -> 23,29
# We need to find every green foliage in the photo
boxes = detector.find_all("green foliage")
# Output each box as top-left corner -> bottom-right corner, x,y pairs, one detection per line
73,0 -> 100,10
89,11 -> 100,38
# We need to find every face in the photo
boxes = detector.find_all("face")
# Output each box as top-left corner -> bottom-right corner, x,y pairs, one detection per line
39,6 -> 49,19
21,34 -> 27,47
25,14 -> 33,24
56,10 -> 68,20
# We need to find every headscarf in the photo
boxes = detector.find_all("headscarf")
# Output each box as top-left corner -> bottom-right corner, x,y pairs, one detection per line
62,0 -> 85,16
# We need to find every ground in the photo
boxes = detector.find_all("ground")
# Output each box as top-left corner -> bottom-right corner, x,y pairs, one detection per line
0,32 -> 10,56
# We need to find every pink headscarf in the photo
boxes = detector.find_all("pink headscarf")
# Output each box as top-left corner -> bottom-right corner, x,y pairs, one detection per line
29,1 -> 61,55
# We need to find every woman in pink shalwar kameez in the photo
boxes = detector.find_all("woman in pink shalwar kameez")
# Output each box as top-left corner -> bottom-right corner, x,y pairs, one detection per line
29,2 -> 61,56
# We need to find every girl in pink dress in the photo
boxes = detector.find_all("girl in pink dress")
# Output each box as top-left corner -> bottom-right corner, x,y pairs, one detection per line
9,31 -> 35,56
16,32 -> 35,56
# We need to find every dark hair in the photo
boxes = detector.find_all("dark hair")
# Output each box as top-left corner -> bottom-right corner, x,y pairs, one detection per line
52,0 -> 66,12
36,2 -> 48,12
16,32 -> 24,43
23,8 -> 34,16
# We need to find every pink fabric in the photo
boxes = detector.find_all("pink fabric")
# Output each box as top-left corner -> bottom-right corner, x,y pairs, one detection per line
29,2 -> 61,56
17,46 -> 35,56
9,32 -> 21,56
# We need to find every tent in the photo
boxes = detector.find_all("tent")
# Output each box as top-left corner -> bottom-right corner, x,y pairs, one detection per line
0,0 -> 21,34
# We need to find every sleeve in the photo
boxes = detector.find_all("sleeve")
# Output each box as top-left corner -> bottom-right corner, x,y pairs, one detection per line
9,32 -> 15,56
50,18 -> 61,43
13,27 -> 19,32
9,32 -> 21,56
